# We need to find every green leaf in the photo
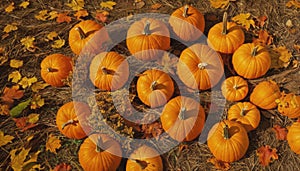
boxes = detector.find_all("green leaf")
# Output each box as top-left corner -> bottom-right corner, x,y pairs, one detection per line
10,98 -> 31,117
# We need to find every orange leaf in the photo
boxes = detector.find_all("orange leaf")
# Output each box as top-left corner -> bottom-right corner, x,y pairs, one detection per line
53,163 -> 72,171
272,125 -> 287,140
256,145 -> 278,166
74,10 -> 89,20
95,11 -> 109,23
1,85 -> 24,105
252,30 -> 273,46
56,13 -> 71,23
254,15 -> 268,28
151,3 -> 162,10
0,104 -> 10,116
207,157 -> 231,170
141,121 -> 163,140
13,117 -> 37,132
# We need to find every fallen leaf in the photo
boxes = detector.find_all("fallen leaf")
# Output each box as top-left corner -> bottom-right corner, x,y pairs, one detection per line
232,13 -> 255,31
294,44 -> 300,53
19,1 -> 30,9
0,104 -> 10,116
31,81 -> 49,92
18,76 -> 38,89
10,148 -> 42,171
46,31 -> 58,41
286,0 -> 300,8
254,15 -> 268,28
210,0 -> 232,9
95,11 -> 109,23
3,24 -> 18,33
272,125 -> 287,140
27,113 -> 39,124
20,36 -> 36,52
48,11 -> 58,20
0,130 -> 14,147
13,116 -> 38,132
274,46 -> 292,63
207,157 -> 231,170
256,145 -> 278,166
134,1 -> 145,9
151,3 -> 162,10
1,85 -> 24,105
141,121 -> 163,140
158,52 -> 178,75
66,0 -> 85,11
35,10 -> 49,21
51,38 -> 65,49
286,19 -> 293,28
5,2 -> 15,13
10,59 -> 23,68
56,13 -> 72,23
52,163 -> 72,171
74,9 -> 89,20
252,30 -> 273,46
8,71 -> 22,83
46,134 -> 61,154
100,1 -> 117,10
30,94 -> 44,109
10,98 -> 32,118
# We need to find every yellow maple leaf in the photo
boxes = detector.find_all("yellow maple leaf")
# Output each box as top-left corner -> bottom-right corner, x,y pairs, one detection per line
3,24 -> 18,33
30,95 -> 44,109
210,0 -> 230,9
286,0 -> 300,8
31,81 -> 49,92
49,11 -> 58,20
5,2 -> 15,13
232,13 -> 255,30
0,104 -> 10,116
274,46 -> 292,63
66,0 -> 85,11
27,113 -> 39,124
100,1 -> 117,10
18,76 -> 38,89
10,148 -> 42,171
10,59 -> 23,68
8,71 -> 22,83
270,47 -> 292,69
19,1 -> 30,9
74,9 -> 89,20
46,134 -> 61,154
0,130 -> 14,147
46,31 -> 58,41
20,36 -> 36,51
34,10 -> 49,21
51,38 -> 65,49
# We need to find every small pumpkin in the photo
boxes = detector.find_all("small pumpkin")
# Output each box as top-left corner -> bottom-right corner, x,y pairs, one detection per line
276,92 -> 300,118
250,80 -> 281,110
126,18 -> 170,61
227,102 -> 260,132
177,43 -> 224,90
221,76 -> 248,102
287,120 -> 300,154
126,145 -> 163,171
207,120 -> 249,162
137,69 -> 174,108
160,96 -> 206,142
40,53 -> 73,87
169,5 -> 205,42
56,101 -> 91,139
207,12 -> 245,54
232,43 -> 271,79
78,134 -> 122,171
89,51 -> 129,91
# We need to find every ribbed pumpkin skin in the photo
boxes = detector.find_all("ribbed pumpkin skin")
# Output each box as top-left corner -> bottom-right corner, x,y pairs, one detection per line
41,54 -> 73,87
221,76 -> 249,101
56,101 -> 91,139
78,134 -> 122,171
169,5 -> 205,42
126,18 -> 170,61
160,96 -> 206,142
277,92 -> 300,118
69,20 -> 103,55
89,52 -> 129,91
287,121 -> 300,154
227,102 -> 260,132
177,44 -> 224,90
207,120 -> 249,162
126,145 -> 163,171
250,80 -> 281,110
137,69 -> 174,108
232,43 -> 271,79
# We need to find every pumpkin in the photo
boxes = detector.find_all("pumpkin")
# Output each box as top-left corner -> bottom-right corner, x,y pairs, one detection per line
126,145 -> 163,171
221,76 -> 248,101
207,120 -> 249,162
227,102 -> 260,132
126,18 -> 170,61
207,12 -> 244,54
169,5 -> 205,42
177,43 -> 224,90
250,80 -> 281,110
69,20 -> 103,55
78,134 -> 122,171
287,120 -> 300,154
276,92 -> 300,118
56,101 -> 91,139
232,43 -> 271,79
160,96 -> 206,142
40,53 -> 73,87
137,69 -> 174,108
89,51 -> 129,91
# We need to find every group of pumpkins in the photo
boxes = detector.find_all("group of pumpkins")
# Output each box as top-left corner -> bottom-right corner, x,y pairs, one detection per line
38,4 -> 300,170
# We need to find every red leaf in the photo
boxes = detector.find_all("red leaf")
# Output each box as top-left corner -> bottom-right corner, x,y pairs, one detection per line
272,125 -> 287,140
95,11 -> 109,23
13,117 -> 37,132
207,157 -> 231,170
1,85 -> 24,105
53,163 -> 72,171
56,13 -> 71,23
256,145 -> 278,166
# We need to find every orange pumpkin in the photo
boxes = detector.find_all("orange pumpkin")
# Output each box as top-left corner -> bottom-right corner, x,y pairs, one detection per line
40,54 -> 73,87
221,76 -> 249,101
276,92 -> 300,118
160,96 -> 206,142
126,145 -> 163,171
250,80 -> 281,110
207,120 -> 249,162
137,69 -> 174,108
89,51 -> 129,91
56,101 -> 91,139
78,134 -> 122,171
177,43 -> 224,90
126,18 -> 170,61
287,120 -> 300,154
207,12 -> 244,54
227,102 -> 260,132
169,5 -> 205,42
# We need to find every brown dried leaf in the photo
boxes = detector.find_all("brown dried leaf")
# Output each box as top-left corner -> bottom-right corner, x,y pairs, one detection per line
1,85 -> 24,105
207,157 -> 231,170
272,125 -> 287,140
151,3 -> 162,10
141,121 -> 163,140
254,15 -> 268,28
13,117 -> 38,132
252,30 -> 273,46
256,145 -> 278,166
46,134 -> 61,154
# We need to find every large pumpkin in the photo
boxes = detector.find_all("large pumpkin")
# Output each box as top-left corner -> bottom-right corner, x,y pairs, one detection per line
126,145 -> 163,171
56,101 -> 91,139
221,76 -> 248,102
160,96 -> 206,142
207,12 -> 244,54
250,80 -> 281,110
276,92 -> 300,118
78,134 -> 122,171
232,43 -> 271,79
207,120 -> 249,162
227,102 -> 260,132
40,54 -> 73,87
177,43 -> 224,90
126,18 -> 170,61
137,69 -> 174,108
89,51 -> 129,91
169,5 -> 205,42
287,120 -> 300,154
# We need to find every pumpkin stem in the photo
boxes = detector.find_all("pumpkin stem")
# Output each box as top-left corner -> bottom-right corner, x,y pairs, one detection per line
178,107 -> 187,120
222,12 -> 228,35
75,27 -> 87,39
134,159 -> 148,169
61,119 -> 77,130
101,67 -> 115,75
198,62 -> 208,70
143,20 -> 151,35
47,68 -> 59,72
150,81 -> 158,91
251,46 -> 259,57
222,121 -> 230,139
96,137 -> 105,152
183,5 -> 189,18
240,107 -> 247,116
